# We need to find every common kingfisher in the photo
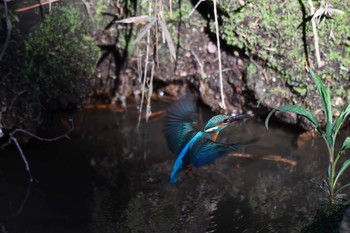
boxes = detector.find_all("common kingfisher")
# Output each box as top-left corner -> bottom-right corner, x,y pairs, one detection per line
163,99 -> 250,184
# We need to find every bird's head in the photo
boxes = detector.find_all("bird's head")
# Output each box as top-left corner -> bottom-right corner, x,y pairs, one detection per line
204,114 -> 250,133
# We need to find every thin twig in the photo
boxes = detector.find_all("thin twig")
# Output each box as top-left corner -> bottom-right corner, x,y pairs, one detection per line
146,61 -> 155,122
81,0 -> 92,20
12,137 -> 33,181
14,182 -> 32,216
191,50 -> 205,77
188,0 -> 205,18
0,0 -> 12,61
136,3 -> 152,130
0,119 -> 74,182
1,120 -> 74,149
213,0 -> 226,109
308,0 -> 323,68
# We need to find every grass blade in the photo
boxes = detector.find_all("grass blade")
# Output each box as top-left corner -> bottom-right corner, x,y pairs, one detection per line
340,137 -> 350,153
333,104 -> 350,138
134,17 -> 157,44
334,159 -> 350,187
336,182 -> 350,194
265,105 -> 319,129
158,18 -> 176,61
310,67 -> 332,121
309,69 -> 333,146
116,15 -> 155,24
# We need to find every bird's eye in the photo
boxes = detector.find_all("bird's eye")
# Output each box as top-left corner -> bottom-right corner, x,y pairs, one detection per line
224,118 -> 230,123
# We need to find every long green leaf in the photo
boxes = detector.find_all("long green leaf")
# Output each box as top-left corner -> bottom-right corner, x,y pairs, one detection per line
309,69 -> 333,147
309,69 -> 332,123
333,104 -> 350,139
334,159 -> 350,187
265,105 -> 319,129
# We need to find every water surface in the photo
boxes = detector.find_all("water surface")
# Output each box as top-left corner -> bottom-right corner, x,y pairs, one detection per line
0,100 -> 349,233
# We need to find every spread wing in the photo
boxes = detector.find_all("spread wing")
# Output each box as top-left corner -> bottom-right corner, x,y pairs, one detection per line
189,138 -> 240,167
163,99 -> 199,155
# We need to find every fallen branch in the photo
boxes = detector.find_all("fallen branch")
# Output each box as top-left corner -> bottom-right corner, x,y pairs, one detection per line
15,0 -> 59,13
0,119 -> 74,182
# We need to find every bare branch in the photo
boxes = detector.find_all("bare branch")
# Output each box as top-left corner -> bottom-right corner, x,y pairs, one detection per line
0,119 -> 74,182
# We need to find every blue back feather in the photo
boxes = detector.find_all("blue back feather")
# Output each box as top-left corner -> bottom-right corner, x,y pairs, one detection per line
190,138 -> 240,167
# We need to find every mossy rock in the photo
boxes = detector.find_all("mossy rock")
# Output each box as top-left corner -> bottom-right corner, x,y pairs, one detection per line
218,1 -> 350,124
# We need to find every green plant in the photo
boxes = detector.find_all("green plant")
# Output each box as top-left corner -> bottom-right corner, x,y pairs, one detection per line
265,68 -> 350,205
22,6 -> 98,101
1,5 -> 98,128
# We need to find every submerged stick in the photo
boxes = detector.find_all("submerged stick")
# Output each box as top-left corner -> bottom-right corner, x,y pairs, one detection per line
229,152 -> 297,167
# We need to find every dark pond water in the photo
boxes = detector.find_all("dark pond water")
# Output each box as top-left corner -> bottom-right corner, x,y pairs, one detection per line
0,99 -> 349,233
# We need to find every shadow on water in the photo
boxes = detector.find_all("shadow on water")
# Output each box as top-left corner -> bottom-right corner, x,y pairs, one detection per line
0,100 -> 349,233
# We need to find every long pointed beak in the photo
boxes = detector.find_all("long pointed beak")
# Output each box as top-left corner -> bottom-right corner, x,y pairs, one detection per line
226,114 -> 251,124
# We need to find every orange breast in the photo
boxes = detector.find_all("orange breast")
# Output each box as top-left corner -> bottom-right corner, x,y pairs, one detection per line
211,132 -> 219,141
210,122 -> 225,141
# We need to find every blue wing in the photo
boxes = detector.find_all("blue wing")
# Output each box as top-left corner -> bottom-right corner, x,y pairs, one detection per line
163,99 -> 199,155
169,131 -> 204,184
189,138 -> 240,167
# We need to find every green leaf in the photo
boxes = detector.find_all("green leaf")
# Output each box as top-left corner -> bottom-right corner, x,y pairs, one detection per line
340,137 -> 350,154
265,109 -> 276,129
334,159 -> 350,187
309,69 -> 333,147
309,69 -> 332,124
265,105 -> 319,129
333,104 -> 350,139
